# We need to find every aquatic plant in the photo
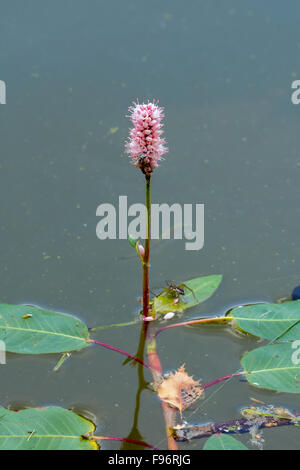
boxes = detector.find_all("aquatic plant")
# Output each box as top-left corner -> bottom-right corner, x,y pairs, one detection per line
0,100 -> 300,450
125,100 -> 168,319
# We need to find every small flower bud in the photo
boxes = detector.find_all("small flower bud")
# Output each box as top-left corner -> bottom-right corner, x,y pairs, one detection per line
164,312 -> 175,321
137,242 -> 145,258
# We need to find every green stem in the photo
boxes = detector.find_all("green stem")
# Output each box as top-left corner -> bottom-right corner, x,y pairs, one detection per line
142,175 -> 151,318
53,352 -> 71,372
90,320 -> 137,332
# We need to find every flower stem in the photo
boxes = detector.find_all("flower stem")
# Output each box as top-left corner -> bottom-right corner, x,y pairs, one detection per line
141,174 -> 178,449
142,175 -> 151,318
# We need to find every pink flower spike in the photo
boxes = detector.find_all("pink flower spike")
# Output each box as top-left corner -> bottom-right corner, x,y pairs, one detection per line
125,100 -> 168,176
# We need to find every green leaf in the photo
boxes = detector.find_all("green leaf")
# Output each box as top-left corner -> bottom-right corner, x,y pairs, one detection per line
128,235 -> 138,249
152,275 -> 222,315
0,304 -> 89,354
0,407 -> 98,450
231,301 -> 300,341
241,405 -> 299,422
241,343 -> 300,393
203,435 -> 248,450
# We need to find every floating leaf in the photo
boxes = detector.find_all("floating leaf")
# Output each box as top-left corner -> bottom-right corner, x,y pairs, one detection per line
0,304 -> 89,354
230,301 -> 300,341
241,343 -> 300,393
0,407 -> 98,450
152,275 -> 222,315
203,434 -> 248,450
157,365 -> 203,416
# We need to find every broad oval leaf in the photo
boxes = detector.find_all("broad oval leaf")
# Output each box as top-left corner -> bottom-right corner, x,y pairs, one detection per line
231,301 -> 300,341
0,407 -> 98,450
203,434 -> 248,450
241,343 -> 300,393
153,275 -> 222,315
0,304 -> 89,354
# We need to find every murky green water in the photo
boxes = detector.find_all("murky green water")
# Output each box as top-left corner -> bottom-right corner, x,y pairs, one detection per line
0,0 -> 299,449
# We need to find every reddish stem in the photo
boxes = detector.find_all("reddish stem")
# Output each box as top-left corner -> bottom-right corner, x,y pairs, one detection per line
203,372 -> 242,389
88,339 -> 151,369
142,175 -> 151,318
141,176 -> 178,449
147,327 -> 179,450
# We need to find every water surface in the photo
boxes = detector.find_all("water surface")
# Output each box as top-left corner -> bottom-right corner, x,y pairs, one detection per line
0,0 -> 299,449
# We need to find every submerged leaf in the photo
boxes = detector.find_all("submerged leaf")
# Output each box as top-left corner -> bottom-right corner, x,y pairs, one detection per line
173,404 -> 300,442
157,365 -> 203,416
241,405 -> 299,423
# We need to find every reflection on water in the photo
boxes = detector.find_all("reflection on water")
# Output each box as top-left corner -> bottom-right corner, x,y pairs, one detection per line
0,0 -> 300,449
